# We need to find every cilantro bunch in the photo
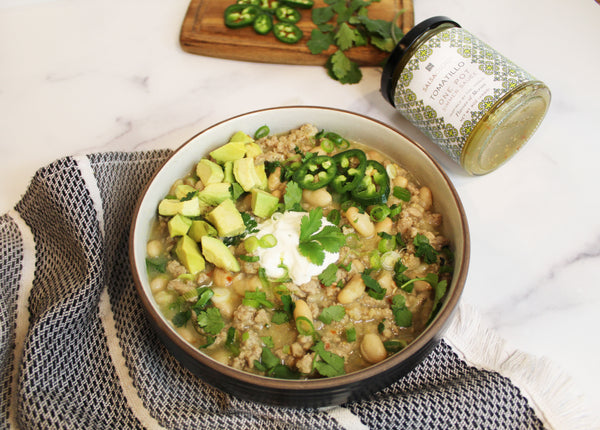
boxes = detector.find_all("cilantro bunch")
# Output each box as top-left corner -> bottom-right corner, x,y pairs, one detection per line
307,0 -> 404,84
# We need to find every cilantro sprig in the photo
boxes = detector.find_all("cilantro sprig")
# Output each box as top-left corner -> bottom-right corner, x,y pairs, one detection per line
298,208 -> 345,265
308,0 -> 404,84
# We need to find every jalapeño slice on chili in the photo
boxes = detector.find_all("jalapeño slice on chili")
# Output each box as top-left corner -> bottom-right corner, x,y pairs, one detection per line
224,4 -> 260,28
351,160 -> 390,205
275,5 -> 301,23
253,13 -> 273,34
330,149 -> 367,193
293,155 -> 337,190
282,0 -> 314,9
273,22 -> 303,44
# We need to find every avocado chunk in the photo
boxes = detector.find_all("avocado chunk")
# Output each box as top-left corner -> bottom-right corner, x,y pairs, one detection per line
210,141 -> 246,163
201,236 -> 240,272
223,161 -> 235,183
188,220 -> 218,242
198,182 -> 232,206
251,189 -> 279,218
245,142 -> 262,158
179,196 -> 206,217
196,159 -> 224,186
175,235 -> 206,274
168,214 -> 192,237
233,157 -> 262,192
206,199 -> 245,237
174,184 -> 197,200
158,198 -> 181,217
229,131 -> 254,144
255,163 -> 268,190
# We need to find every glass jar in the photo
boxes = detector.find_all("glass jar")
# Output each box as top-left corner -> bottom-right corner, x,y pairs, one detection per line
381,17 -> 551,175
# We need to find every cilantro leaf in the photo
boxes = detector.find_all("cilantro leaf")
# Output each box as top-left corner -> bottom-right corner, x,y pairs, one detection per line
327,51 -> 362,84
172,310 -> 191,327
414,234 -> 438,264
196,307 -> 225,335
283,180 -> 303,211
391,295 -> 412,328
298,208 -> 345,265
318,263 -> 338,287
311,341 -> 345,377
334,22 -> 356,51
362,272 -> 386,300
310,225 -> 345,252
299,208 -> 323,241
318,305 -> 346,324
307,29 -> 335,54
312,6 -> 334,25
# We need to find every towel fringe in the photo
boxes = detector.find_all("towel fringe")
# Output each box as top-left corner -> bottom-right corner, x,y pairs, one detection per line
444,303 -> 599,430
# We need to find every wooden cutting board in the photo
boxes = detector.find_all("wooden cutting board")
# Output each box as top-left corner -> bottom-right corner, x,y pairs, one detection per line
180,0 -> 414,66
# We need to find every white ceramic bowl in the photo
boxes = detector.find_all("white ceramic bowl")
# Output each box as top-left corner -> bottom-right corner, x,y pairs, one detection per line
130,106 -> 470,407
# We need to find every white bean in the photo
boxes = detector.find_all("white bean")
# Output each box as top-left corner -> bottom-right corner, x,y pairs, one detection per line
150,276 -> 168,293
345,207 -> 375,238
337,274 -> 366,304
302,188 -> 332,207
146,240 -> 163,258
418,186 -> 433,210
293,299 -> 313,321
211,287 -> 236,319
360,333 -> 387,364
212,268 -> 233,287
375,217 -> 393,235
267,167 -> 281,192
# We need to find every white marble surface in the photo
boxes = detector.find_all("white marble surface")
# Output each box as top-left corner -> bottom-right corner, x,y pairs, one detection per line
2,0 -> 599,415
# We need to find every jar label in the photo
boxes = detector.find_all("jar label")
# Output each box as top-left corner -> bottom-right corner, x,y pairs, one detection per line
392,27 -> 536,163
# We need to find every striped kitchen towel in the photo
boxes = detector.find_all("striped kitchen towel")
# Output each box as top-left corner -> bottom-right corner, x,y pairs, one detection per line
1,151 -> 596,430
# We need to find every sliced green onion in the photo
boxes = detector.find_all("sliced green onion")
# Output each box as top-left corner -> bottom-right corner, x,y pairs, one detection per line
259,234 -> 277,248
239,254 -> 260,262
244,236 -> 259,253
326,209 -> 341,225
389,203 -> 402,217
393,186 -> 411,202
345,232 -> 360,249
254,125 -> 270,139
378,233 -> 396,253
381,251 -> 401,271
370,205 -> 390,222
369,250 -> 381,270
295,316 -> 314,336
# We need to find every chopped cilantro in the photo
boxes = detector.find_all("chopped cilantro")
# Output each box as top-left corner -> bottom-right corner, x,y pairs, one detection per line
146,256 -> 167,275
242,291 -> 274,309
318,305 -> 346,324
345,327 -> 356,342
284,180 -> 303,212
196,307 -> 225,335
272,310 -> 290,325
414,234 -> 438,264
172,310 -> 191,327
261,336 -> 275,348
318,263 -> 338,287
391,295 -> 412,328
225,327 -> 240,356
298,208 -> 345,265
383,340 -> 407,353
361,272 -> 386,300
311,341 -> 345,377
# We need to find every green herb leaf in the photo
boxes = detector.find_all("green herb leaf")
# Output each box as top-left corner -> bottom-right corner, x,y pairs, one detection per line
318,305 -> 346,324
299,208 -> 323,241
307,28 -> 335,54
260,346 -> 280,369
196,307 -> 225,335
242,290 -> 274,309
345,326 -> 356,342
284,180 -> 303,211
318,263 -> 338,287
312,6 -> 334,25
334,22 -> 356,50
414,234 -> 438,264
272,310 -> 290,324
362,272 -> 386,300
146,257 -> 167,274
312,341 -> 345,377
299,208 -> 345,265
391,294 -> 412,327
172,310 -> 191,327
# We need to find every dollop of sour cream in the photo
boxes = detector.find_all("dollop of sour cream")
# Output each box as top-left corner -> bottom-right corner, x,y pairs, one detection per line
254,211 -> 339,285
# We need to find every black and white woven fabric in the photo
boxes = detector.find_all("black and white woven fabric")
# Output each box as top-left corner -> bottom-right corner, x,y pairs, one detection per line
0,151 -> 595,430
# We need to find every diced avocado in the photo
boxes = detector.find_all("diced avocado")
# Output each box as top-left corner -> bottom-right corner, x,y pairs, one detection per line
188,220 -> 218,242
174,184 -> 197,200
223,161 -> 235,183
210,141 -> 246,163
179,196 -> 206,217
196,159 -> 224,186
198,182 -> 232,206
206,199 -> 245,237
168,214 -> 192,237
175,235 -> 205,274
245,142 -> 262,158
229,131 -> 254,144
158,198 -> 181,216
201,236 -> 240,272
255,163 -> 268,190
233,157 -> 262,192
251,189 -> 279,218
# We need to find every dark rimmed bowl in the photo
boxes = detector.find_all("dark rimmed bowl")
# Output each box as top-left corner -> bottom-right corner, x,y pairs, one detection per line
129,106 -> 470,408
